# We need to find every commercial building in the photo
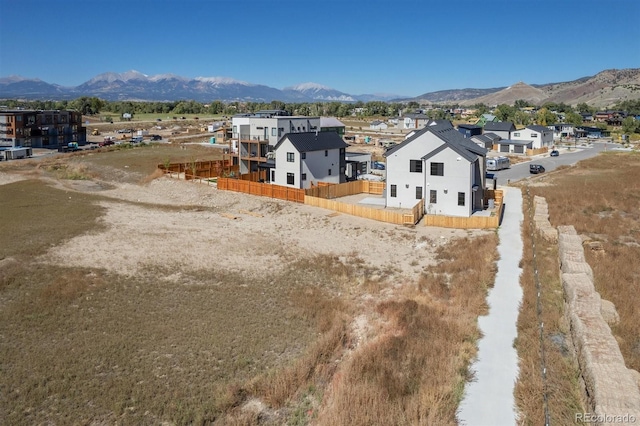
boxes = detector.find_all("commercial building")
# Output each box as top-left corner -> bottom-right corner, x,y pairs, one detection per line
0,109 -> 86,149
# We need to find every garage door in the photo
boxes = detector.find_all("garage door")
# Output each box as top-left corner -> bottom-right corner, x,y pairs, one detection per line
514,145 -> 524,153
500,144 -> 509,152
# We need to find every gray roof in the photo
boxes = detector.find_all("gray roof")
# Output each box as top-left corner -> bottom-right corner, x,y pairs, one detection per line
384,122 -> 487,162
320,116 -> 345,128
274,131 -> 348,153
471,134 -> 493,144
458,124 -> 482,130
404,113 -> 429,119
483,121 -> 515,132
482,132 -> 501,141
526,125 -> 549,132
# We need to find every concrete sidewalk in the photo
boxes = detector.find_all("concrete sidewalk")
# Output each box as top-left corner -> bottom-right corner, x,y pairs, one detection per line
457,186 -> 524,426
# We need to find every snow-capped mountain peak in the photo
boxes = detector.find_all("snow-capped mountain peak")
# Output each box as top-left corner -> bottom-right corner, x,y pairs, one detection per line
194,76 -> 252,86
286,82 -> 332,92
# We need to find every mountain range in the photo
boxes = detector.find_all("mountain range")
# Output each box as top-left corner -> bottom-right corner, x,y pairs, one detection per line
1,68 -> 639,107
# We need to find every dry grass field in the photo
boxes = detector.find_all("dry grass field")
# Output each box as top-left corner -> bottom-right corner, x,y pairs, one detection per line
528,152 -> 640,373
0,144 -> 498,425
515,151 -> 640,424
514,191 -> 584,425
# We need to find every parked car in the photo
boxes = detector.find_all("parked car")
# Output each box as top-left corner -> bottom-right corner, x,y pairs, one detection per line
550,150 -> 559,157
150,134 -> 162,141
372,161 -> 385,170
530,164 -> 546,174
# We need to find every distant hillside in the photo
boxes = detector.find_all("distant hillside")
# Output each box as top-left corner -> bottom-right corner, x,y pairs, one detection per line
458,68 -> 640,108
410,87 -> 505,103
1,68 -> 638,107
459,82 -> 548,106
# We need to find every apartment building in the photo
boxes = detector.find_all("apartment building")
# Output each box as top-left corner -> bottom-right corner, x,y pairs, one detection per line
0,110 -> 86,148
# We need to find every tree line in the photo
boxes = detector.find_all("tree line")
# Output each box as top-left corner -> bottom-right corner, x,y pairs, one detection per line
2,97 -> 639,132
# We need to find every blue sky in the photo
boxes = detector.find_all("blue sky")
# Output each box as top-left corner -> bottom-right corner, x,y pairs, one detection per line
1,0 -> 638,97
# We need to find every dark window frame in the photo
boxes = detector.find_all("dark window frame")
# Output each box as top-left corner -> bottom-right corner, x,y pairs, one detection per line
410,159 -> 422,173
430,162 -> 444,176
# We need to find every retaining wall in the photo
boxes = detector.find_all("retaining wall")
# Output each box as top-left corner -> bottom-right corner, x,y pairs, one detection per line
534,197 -> 640,424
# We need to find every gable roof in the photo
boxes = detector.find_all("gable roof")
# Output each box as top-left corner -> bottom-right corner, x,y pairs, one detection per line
404,113 -> 429,119
483,121 -> 515,132
384,122 -> 487,162
274,131 -> 348,153
471,134 -> 493,144
458,124 -> 482,130
320,116 -> 345,128
525,125 -> 549,132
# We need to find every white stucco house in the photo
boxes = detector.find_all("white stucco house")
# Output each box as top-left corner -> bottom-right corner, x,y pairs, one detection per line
401,113 -> 430,129
272,132 -> 348,189
547,123 -> 575,140
370,120 -> 388,130
384,122 -> 488,217
511,125 -> 553,149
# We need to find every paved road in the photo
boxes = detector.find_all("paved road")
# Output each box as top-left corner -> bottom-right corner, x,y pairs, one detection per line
490,141 -> 621,186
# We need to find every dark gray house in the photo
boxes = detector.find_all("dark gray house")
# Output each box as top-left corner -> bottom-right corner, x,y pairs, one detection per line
483,121 -> 516,140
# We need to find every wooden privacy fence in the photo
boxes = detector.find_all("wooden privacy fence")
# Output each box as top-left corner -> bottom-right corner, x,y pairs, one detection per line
423,189 -> 504,229
305,196 -> 424,226
526,147 -> 548,156
217,178 -> 305,203
240,170 -> 267,182
305,180 -> 385,198
158,160 -> 237,180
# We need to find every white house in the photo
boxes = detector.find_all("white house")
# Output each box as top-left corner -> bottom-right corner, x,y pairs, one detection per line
547,123 -> 575,140
384,122 -> 487,217
370,120 -> 388,130
272,132 -> 348,189
231,111 -> 321,174
401,113 -> 430,129
511,125 -> 553,149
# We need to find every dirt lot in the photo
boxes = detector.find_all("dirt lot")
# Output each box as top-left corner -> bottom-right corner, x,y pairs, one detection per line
0,146 -> 494,424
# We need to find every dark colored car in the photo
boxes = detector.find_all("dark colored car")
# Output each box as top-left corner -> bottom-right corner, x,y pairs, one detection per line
530,164 -> 546,174
550,150 -> 559,157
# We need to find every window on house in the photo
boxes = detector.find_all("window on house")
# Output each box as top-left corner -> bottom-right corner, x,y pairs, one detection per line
286,152 -> 294,162
430,162 -> 444,176
287,173 -> 294,185
458,192 -> 465,206
530,133 -> 538,138
390,184 -> 397,198
271,170 -> 275,181
416,186 -> 423,199
301,152 -> 306,159
272,128 -> 276,136
410,160 -> 422,173
328,169 -> 332,176
430,190 -> 437,204
513,132 -> 520,137
324,150 -> 328,157
302,173 -> 307,181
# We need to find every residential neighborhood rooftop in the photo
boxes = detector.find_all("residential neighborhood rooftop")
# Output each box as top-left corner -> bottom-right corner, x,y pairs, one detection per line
274,131 -> 348,153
